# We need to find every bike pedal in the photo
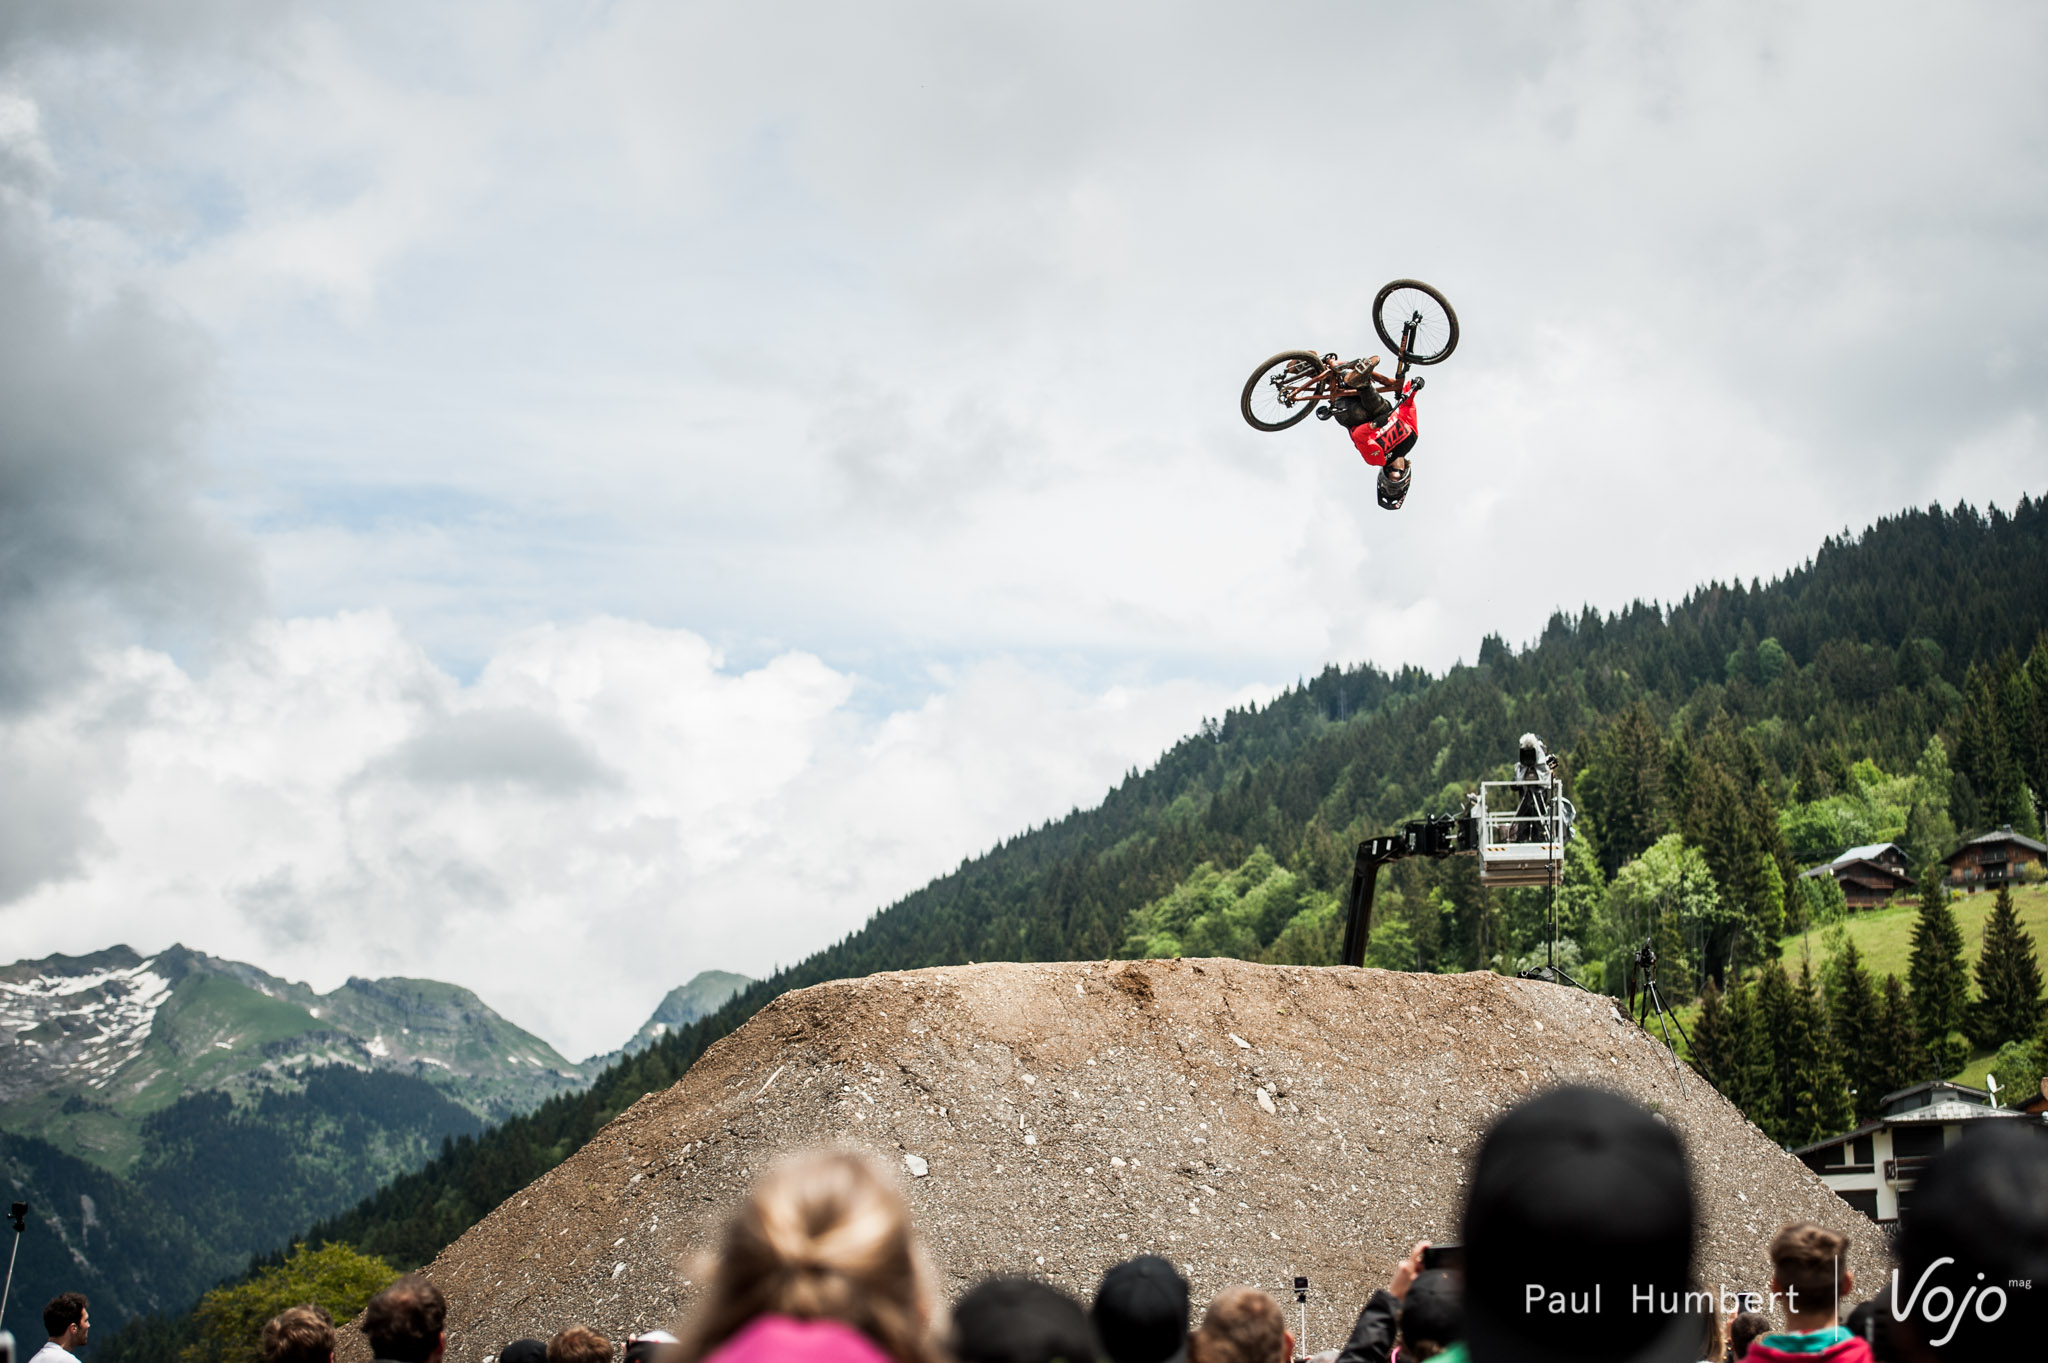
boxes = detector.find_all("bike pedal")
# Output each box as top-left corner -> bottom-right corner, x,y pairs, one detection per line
1315,406 -> 1333,420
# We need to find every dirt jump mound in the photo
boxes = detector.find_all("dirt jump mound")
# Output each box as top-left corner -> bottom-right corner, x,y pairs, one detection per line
356,961 -> 1884,1361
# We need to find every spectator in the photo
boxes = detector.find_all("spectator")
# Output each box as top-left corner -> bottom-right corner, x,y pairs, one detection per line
1190,1286 -> 1290,1363
951,1277 -> 1098,1363
31,1293 -> 90,1363
1725,1312 -> 1770,1362
1894,1122 -> 2048,1358
1459,1085 -> 1701,1363
1743,1223 -> 1866,1363
678,1149 -> 939,1363
500,1342 -> 549,1363
1693,1294 -> 1721,1363
263,1304 -> 338,1363
550,1325 -> 615,1363
1396,1271 -> 1461,1362
1839,1302 -> 1900,1363
361,1275 -> 449,1363
1092,1256 -> 1190,1363
1334,1240 -> 1428,1363
625,1330 -> 683,1363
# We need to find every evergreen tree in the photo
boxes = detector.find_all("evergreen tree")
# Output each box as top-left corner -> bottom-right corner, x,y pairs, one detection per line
1584,703 -> 1668,875
1906,736 -> 1961,872
1754,961 -> 1800,1141
1872,972 -> 1927,1099
1908,865 -> 1972,1075
1969,885 -> 2045,1049
1727,979 -> 1781,1132
1825,937 -> 1883,1120
1784,961 -> 1855,1144
1690,978 -> 1736,1092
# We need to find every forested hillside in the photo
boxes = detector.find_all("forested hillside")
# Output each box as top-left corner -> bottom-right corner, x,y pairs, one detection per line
99,495 -> 2048,1359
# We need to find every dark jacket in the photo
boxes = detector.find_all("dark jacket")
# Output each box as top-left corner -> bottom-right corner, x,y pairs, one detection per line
1336,1289 -> 1401,1363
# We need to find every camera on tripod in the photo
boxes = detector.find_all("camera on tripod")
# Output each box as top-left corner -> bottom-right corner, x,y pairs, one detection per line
1634,936 -> 1656,972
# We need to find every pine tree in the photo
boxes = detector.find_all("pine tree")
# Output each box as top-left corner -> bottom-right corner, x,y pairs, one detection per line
1908,865 -> 1971,1075
1825,937 -> 1882,1120
1755,961 -> 1800,1141
1727,979 -> 1781,1134
1690,978 -> 1736,1092
1871,973 -> 1926,1100
1784,960 -> 1855,1144
1970,885 -> 2045,1048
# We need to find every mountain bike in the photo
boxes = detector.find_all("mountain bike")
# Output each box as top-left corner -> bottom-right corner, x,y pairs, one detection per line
1239,279 -> 1459,432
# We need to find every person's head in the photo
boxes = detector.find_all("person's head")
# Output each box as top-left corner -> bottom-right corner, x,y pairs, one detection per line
1725,1311 -> 1770,1360
1091,1257 -> 1190,1363
681,1148 -> 934,1363
500,1341 -> 549,1363
1842,1300 -> 1903,1363
263,1304 -> 337,1363
1895,1122 -> 2048,1356
361,1275 -> 449,1363
1459,1085 -> 1699,1363
623,1330 -> 681,1363
43,1293 -> 89,1347
1765,1222 -> 1852,1322
1398,1271 -> 1462,1362
951,1277 -> 1097,1363
1190,1286 -> 1288,1363
549,1325 -> 614,1363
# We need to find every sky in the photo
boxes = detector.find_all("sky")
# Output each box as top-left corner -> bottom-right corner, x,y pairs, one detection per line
2,1 -> 2044,1060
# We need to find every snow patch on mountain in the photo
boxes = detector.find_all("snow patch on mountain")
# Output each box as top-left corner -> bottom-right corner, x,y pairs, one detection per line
0,957 -> 173,1091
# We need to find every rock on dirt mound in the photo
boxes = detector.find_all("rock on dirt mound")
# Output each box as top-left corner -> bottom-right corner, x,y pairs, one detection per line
342,961 -> 1886,1361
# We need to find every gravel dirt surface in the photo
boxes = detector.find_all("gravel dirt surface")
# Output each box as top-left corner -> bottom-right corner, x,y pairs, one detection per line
336,960 -> 1887,1362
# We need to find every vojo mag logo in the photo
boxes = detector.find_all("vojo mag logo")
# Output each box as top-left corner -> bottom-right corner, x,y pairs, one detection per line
1890,1258 -> 2031,1347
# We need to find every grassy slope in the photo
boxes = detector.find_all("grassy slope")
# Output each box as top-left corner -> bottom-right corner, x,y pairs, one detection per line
1783,881 -> 2048,987
1666,881 -> 2048,1088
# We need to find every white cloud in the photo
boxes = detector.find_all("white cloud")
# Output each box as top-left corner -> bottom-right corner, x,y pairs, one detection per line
1,0 -> 2045,1056
0,613 -> 1266,1056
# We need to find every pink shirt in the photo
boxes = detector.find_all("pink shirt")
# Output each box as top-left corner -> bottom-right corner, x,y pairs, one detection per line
702,1316 -> 898,1363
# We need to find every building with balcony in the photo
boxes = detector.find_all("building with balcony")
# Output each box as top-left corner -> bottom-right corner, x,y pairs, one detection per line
1792,1080 -> 2044,1222
1798,841 -> 1913,908
1942,825 -> 2047,891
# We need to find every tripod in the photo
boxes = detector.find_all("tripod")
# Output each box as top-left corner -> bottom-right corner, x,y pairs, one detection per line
1629,939 -> 1693,1079
2,1201 -> 24,1338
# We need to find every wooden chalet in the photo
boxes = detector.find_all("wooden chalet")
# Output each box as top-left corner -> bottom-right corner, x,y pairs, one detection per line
1943,825 -> 2048,891
1798,841 -> 1913,907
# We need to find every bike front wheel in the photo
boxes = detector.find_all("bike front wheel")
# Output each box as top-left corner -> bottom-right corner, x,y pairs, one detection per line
1241,350 -> 1326,431
1372,279 -> 1459,365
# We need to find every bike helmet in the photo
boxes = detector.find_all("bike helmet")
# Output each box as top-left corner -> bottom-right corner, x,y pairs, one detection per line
1377,459 -> 1411,511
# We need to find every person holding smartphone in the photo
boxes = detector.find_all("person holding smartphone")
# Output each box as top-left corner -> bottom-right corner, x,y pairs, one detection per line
1335,1242 -> 1463,1363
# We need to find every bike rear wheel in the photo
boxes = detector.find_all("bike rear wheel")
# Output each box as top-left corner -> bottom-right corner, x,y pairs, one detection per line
1241,350 -> 1327,431
1372,279 -> 1459,365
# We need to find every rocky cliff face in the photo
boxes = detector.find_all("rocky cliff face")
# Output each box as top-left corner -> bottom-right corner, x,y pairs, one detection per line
338,959 -> 1888,1363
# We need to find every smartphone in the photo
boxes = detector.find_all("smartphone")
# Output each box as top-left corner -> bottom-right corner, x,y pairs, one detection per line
1421,1243 -> 1465,1271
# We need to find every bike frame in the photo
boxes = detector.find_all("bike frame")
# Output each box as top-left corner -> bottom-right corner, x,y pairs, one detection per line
1271,312 -> 1426,411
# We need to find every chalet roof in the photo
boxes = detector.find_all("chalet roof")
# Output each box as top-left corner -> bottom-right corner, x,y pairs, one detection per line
1948,825 -> 2048,857
1789,1084 -> 2038,1156
1801,856 -> 1910,884
1834,842 -> 1904,865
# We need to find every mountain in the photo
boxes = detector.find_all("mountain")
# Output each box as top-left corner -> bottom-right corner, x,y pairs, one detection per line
94,493 -> 2048,1358
582,970 -> 752,1069
0,945 -> 592,1344
0,944 -> 586,1168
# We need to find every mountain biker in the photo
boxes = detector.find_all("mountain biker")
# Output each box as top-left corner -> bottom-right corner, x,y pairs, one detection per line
1326,360 -> 1418,511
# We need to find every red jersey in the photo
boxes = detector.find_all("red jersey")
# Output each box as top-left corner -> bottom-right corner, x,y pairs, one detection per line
1350,390 -> 1419,467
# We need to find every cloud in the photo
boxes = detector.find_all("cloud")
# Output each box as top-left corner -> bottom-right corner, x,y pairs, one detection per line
0,613 -> 1266,1057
